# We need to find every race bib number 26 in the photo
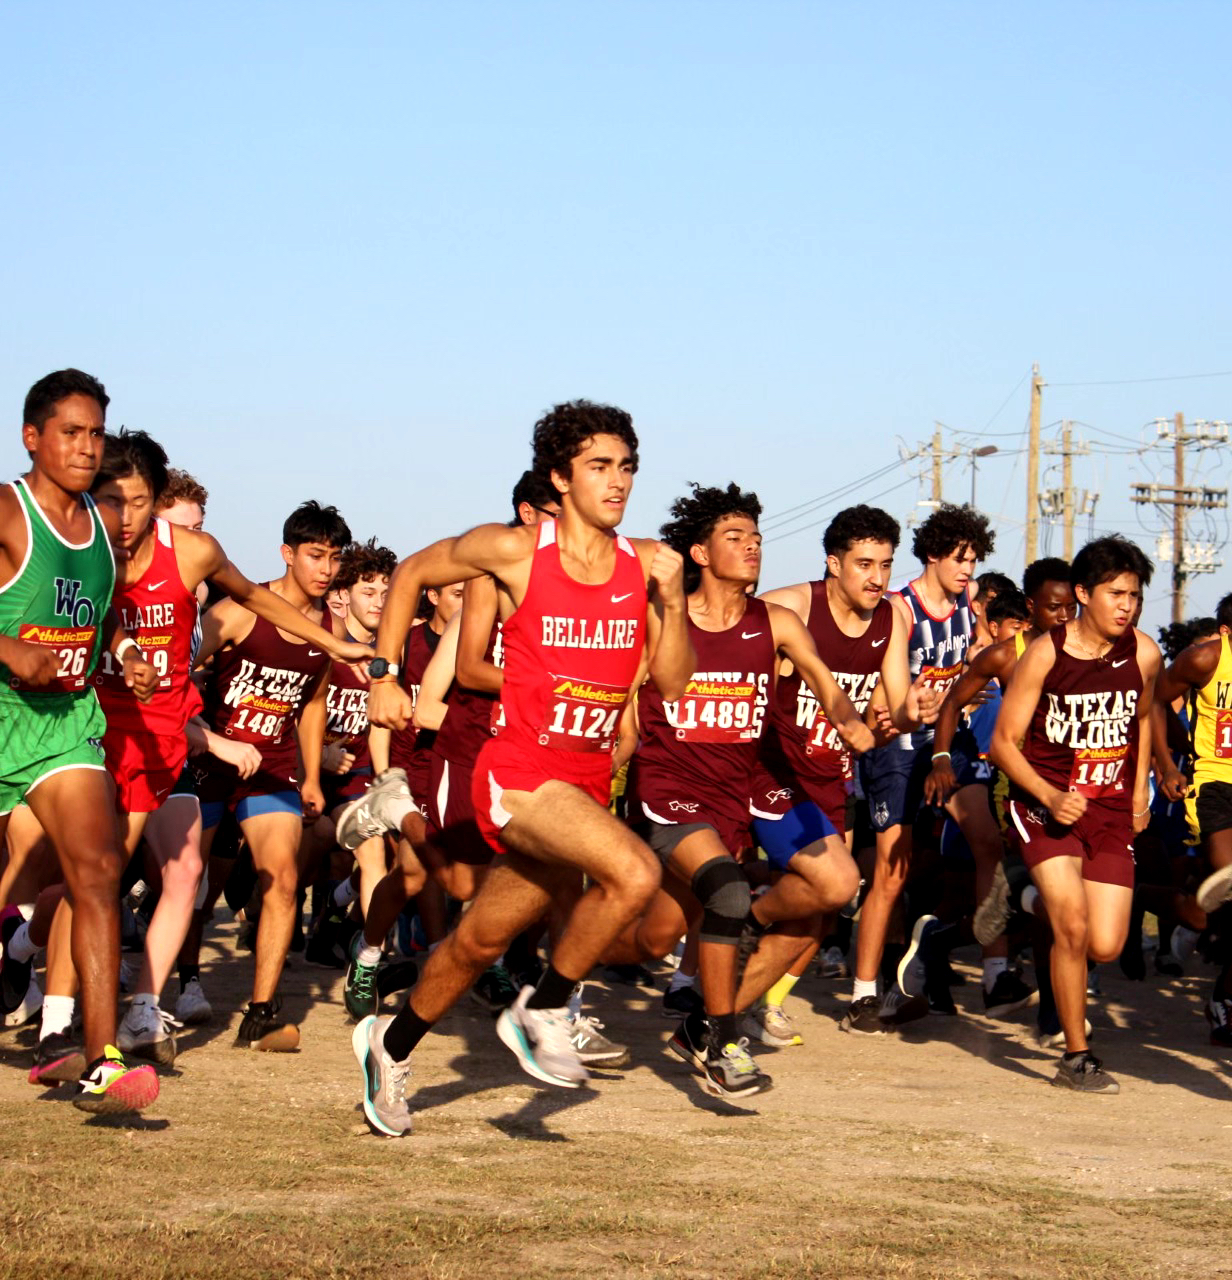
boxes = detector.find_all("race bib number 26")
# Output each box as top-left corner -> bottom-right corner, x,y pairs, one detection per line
12,623 -> 96,692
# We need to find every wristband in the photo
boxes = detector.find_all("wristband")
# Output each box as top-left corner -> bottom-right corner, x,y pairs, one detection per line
1133,807 -> 1150,818
115,637 -> 139,662
931,751 -> 951,762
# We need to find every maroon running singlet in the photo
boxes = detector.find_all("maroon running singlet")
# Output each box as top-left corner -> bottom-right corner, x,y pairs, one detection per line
1008,624 -> 1142,887
472,520 -> 646,852
388,621 -> 441,813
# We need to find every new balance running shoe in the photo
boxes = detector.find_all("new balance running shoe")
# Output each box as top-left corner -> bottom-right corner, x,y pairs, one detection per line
234,1000 -> 300,1051
496,986 -> 588,1087
335,769 -> 415,852
1052,1050 -> 1119,1094
568,1011 -> 630,1068
73,1046 -> 159,1114
29,1033 -> 85,1086
353,1015 -> 413,1137
699,1035 -> 772,1100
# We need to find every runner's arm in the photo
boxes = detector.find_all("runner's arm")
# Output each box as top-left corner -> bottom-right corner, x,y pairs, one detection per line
368,724 -> 392,774
923,643 -> 1008,803
186,715 -> 262,778
414,613 -> 460,731
1134,633 -> 1163,831
102,605 -> 158,701
454,576 -> 503,694
639,540 -> 693,701
297,664 -> 331,818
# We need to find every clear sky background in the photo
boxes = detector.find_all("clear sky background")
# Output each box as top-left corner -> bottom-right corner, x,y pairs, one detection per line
3,3 -> 1229,635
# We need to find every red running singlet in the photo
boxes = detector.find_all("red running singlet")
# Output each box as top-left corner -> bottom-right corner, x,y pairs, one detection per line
472,520 -> 646,850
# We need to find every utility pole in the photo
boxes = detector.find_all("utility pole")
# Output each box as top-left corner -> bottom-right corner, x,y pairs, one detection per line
1026,363 -> 1042,562
1042,422 -> 1095,562
1130,414 -> 1229,623
1062,419 -> 1074,560
931,425 -> 943,503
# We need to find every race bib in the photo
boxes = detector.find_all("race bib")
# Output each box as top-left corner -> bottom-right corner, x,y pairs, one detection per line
667,677 -> 762,744
95,635 -> 173,689
538,675 -> 626,753
225,693 -> 292,744
918,662 -> 962,698
1215,709 -> 1232,760
490,699 -> 506,735
806,713 -> 852,778
1068,745 -> 1129,798
11,623 -> 96,693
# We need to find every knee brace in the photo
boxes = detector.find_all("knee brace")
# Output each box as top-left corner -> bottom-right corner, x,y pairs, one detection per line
692,856 -> 751,945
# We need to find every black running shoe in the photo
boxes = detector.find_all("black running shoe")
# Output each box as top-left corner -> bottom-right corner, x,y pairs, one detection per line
305,910 -> 355,970
667,1010 -> 709,1071
235,1000 -> 300,1051
661,984 -> 704,1019
1052,1050 -> 1119,1094
982,970 -> 1037,1018
376,958 -> 419,999
28,1032 -> 85,1086
840,995 -> 889,1036
469,963 -> 519,1014
0,910 -> 33,1017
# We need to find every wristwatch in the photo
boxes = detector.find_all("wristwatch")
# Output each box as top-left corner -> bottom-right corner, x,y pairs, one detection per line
368,657 -> 401,680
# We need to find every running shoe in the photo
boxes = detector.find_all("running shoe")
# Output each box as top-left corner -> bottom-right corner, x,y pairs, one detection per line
817,945 -> 849,980
972,860 -> 1011,947
897,914 -> 938,997
982,970 -> 1037,1018
742,1003 -> 802,1047
28,1033 -> 86,1086
305,909 -> 354,970
925,963 -> 958,1015
234,1000 -> 300,1051
1206,997 -> 1232,1048
699,1034 -> 772,1100
174,978 -> 212,1026
335,768 -> 415,852
667,1011 -> 710,1071
117,1002 -> 181,1066
352,1014 -> 413,1137
496,986 -> 589,1087
375,958 -> 418,999
1197,863 -> 1232,914
840,995 -> 889,1036
661,984 -> 704,1018
1086,967 -> 1103,999
568,1012 -> 630,1068
73,1046 -> 159,1114
0,908 -> 34,1017
1051,1050 -> 1119,1094
879,984 -> 928,1026
344,936 -> 380,1021
1037,1017 -> 1092,1050
470,963 -> 520,1014
2,972 -> 42,1028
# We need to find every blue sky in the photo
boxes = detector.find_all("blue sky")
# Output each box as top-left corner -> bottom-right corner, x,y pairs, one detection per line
4,3 -> 1229,633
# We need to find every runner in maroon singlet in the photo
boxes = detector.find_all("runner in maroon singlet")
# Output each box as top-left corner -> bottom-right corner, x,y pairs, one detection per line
345,401 -> 693,1137
194,500 -> 357,1051
992,536 -> 1160,1094
605,484 -> 874,1099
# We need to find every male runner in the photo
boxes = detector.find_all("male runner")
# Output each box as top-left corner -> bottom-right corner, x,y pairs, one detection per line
347,399 -> 692,1136
612,483 -> 874,1098
1151,590 -> 1232,1044
193,500 -> 356,1050
0,369 -> 159,1113
849,502 -> 994,1031
993,536 -> 1159,1093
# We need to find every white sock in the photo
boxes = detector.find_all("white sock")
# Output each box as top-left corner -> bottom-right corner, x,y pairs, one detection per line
40,994 -> 74,1039
6,920 -> 39,964
982,957 -> 1008,993
16,902 -> 34,922
668,969 -> 696,994
1021,886 -> 1040,917
852,977 -> 878,1002
333,879 -> 358,909
356,941 -> 383,968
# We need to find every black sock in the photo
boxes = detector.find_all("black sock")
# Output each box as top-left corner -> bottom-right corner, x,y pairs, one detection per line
382,1004 -> 433,1061
712,1012 -> 740,1047
178,963 -> 199,989
525,963 -> 576,1011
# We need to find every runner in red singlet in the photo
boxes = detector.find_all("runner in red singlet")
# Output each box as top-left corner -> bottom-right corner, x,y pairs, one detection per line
193,500 -> 359,1051
604,484 -> 874,1099
346,400 -> 693,1137
993,536 -> 1160,1093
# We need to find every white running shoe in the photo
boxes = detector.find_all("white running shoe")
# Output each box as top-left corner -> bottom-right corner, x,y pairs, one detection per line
174,977 -> 213,1025
742,1003 -> 803,1047
118,1001 -> 181,1066
496,986 -> 589,1087
335,769 -> 416,852
353,1015 -> 413,1137
1198,864 -> 1232,914
3,972 -> 42,1028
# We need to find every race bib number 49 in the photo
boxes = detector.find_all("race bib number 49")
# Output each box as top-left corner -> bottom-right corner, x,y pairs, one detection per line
11,623 -> 96,692
1068,745 -> 1129,798
539,676 -> 626,753
668,677 -> 762,744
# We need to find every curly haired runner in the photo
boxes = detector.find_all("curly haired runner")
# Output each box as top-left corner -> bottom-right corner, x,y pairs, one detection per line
340,400 -> 694,1137
848,502 -> 997,1033
604,483 -> 880,1099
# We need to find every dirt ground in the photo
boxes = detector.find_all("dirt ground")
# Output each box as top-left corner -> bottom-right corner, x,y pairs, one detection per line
3,920 -> 1231,1280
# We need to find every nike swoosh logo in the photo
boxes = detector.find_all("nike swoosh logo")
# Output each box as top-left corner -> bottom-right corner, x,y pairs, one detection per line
308,650 -> 322,657
871,638 -> 887,648
611,592 -> 633,603
741,631 -> 763,640
1111,658 -> 1128,667
147,580 -> 166,591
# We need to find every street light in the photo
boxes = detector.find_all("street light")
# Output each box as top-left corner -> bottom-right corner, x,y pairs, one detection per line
968,445 -> 997,507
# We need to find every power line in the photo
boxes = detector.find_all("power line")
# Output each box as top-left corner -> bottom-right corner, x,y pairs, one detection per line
1050,370 -> 1232,388
760,457 -> 908,529
763,474 -> 920,544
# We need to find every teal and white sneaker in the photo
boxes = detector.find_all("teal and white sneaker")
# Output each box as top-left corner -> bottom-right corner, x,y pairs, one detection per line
344,936 -> 380,1022
352,1015 -> 413,1137
496,986 -> 588,1087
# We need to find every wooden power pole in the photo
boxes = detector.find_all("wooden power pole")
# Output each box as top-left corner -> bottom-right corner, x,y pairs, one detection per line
1026,363 -> 1042,562
1173,412 -> 1186,623
1062,419 -> 1074,561
931,425 -> 943,503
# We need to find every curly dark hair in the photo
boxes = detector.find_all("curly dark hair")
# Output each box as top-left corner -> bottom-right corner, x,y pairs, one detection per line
911,502 -> 996,565
91,429 -> 170,504
1071,534 -> 1153,594
822,505 -> 901,556
156,468 -> 209,516
1022,557 -> 1071,600
531,400 -> 639,489
334,537 -> 397,592
24,368 -> 109,428
660,482 -> 762,591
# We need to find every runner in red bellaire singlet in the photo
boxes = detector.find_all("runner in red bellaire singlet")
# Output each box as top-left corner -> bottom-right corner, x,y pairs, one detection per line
759,583 -> 892,833
1009,624 -> 1143,886
94,516 -> 203,811
473,519 -> 646,850
633,596 -> 775,853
